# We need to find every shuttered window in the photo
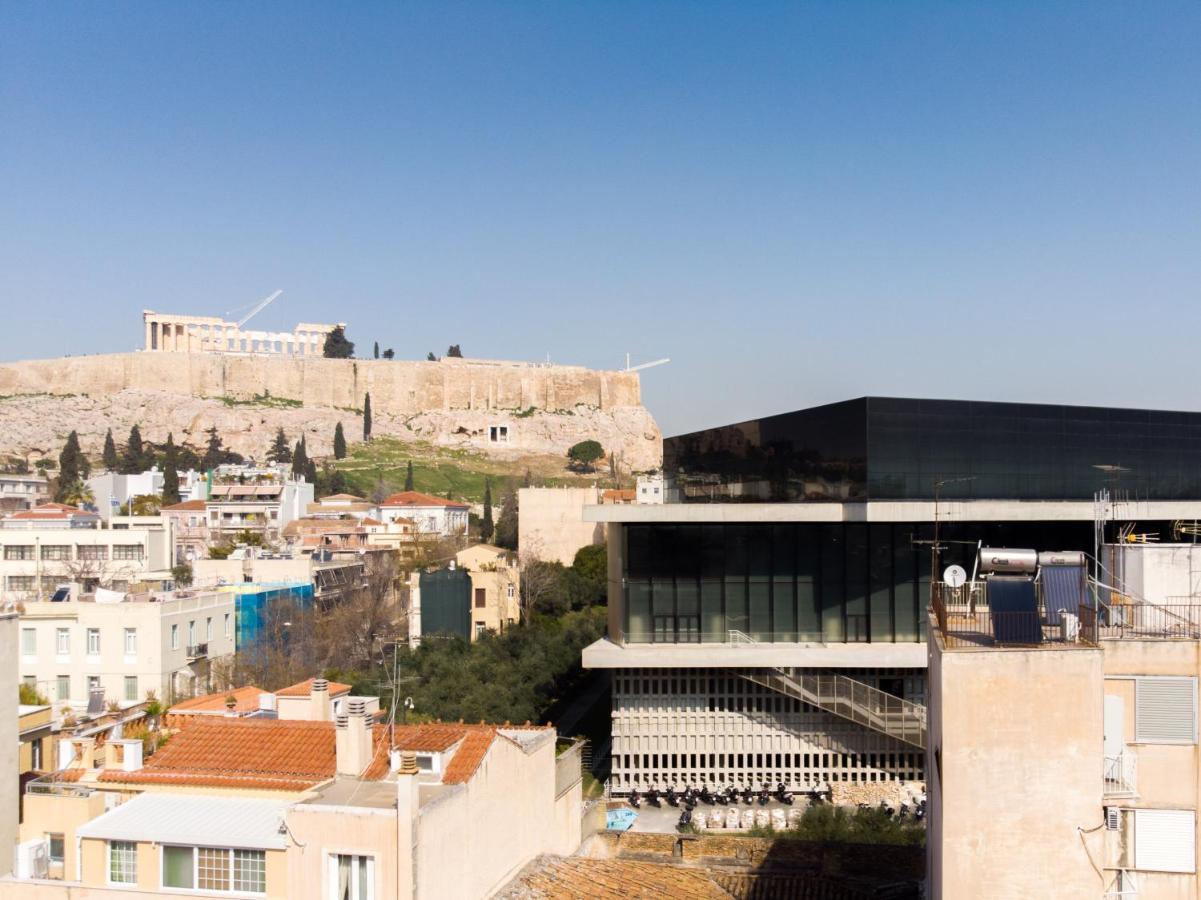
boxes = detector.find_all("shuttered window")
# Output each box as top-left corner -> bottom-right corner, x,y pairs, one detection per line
1135,677 -> 1197,744
1135,809 -> 1195,873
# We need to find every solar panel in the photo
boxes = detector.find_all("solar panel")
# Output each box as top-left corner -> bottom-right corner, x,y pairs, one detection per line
988,576 -> 1042,644
1042,564 -> 1086,626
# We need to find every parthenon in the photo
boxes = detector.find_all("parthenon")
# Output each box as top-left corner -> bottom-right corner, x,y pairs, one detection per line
142,310 -> 345,356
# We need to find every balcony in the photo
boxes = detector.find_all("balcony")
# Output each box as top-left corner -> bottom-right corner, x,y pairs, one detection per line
931,583 -> 1094,649
1103,751 -> 1137,797
186,642 -> 208,660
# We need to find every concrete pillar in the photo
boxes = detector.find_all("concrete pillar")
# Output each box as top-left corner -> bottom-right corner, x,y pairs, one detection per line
144,318 -> 153,351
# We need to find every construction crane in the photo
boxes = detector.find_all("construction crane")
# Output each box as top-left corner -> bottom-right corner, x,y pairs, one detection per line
624,354 -> 670,373
224,290 -> 283,329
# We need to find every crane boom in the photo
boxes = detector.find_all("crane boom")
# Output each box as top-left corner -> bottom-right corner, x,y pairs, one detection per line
236,290 -> 283,329
626,357 -> 670,373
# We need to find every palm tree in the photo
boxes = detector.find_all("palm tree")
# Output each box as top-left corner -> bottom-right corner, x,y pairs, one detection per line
59,480 -> 95,509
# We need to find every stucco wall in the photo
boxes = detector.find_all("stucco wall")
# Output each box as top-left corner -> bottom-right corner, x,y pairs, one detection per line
1,614 -> 18,876
284,804 -> 397,900
0,353 -> 641,415
518,487 -> 603,566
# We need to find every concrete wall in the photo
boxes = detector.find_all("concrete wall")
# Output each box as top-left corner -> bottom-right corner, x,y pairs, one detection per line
1,613 -> 18,876
20,791 -> 107,883
929,639 -> 1104,900
518,487 -> 603,566
75,837 -> 286,897
284,805 -> 397,900
0,353 -> 642,415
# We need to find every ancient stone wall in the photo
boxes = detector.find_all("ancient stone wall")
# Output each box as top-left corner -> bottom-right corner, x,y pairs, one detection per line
0,352 -> 642,417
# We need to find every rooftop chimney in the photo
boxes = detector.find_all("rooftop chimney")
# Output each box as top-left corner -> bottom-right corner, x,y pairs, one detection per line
310,678 -> 331,722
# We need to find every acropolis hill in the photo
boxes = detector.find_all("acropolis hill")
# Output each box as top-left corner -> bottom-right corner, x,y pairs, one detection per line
0,349 -> 662,471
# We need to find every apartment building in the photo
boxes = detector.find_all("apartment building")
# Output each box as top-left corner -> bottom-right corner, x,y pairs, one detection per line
1,610 -> 17,877
86,468 -> 205,522
0,474 -> 50,513
584,397 -> 1201,794
377,491 -> 469,536
928,541 -> 1201,900
161,499 -> 209,564
0,504 -> 173,600
206,465 -> 313,541
8,679 -> 583,899
18,589 -> 236,708
456,544 -> 521,638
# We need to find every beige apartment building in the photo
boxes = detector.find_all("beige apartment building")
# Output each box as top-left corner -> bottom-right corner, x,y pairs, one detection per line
19,589 -> 236,709
929,542 -> 1201,900
456,544 -> 521,638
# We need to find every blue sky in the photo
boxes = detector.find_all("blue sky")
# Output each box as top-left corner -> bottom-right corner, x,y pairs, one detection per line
3,3 -> 1200,435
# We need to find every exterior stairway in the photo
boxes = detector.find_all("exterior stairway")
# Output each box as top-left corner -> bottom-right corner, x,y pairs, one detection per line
740,669 -> 927,749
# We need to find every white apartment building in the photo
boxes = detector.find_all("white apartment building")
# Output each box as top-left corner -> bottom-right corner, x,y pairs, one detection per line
18,589 -> 236,708
0,507 -> 174,600
0,474 -> 49,513
207,468 -> 314,541
377,491 -> 469,536
87,468 -> 206,522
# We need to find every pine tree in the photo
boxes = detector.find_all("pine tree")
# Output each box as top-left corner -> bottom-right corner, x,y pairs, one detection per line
161,433 -> 181,505
373,341 -> 379,359
363,393 -> 372,441
480,478 -> 494,543
102,429 -> 118,471
322,326 -> 355,358
122,425 -> 145,474
268,428 -> 291,464
333,422 -> 347,459
56,431 -> 84,502
494,486 -> 519,550
201,426 -> 226,471
404,461 -> 414,491
447,344 -> 463,358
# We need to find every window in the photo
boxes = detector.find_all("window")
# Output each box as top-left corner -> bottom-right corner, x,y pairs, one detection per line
162,846 -> 265,895
124,628 -> 137,655
7,576 -> 35,592
198,847 -> 230,891
188,621 -> 195,646
21,628 -> 35,656
1136,677 -> 1197,744
87,628 -> 100,656
163,846 -> 194,889
112,545 -> 143,561
87,675 -> 101,695
108,841 -> 136,884
234,850 -> 266,893
224,613 -> 232,638
171,624 -> 179,650
206,617 -> 213,641
47,833 -> 64,864
5,545 -> 34,560
78,545 -> 108,561
475,621 -> 487,638
488,425 -> 509,444
22,675 -> 36,690
41,545 -> 71,561
507,584 -> 516,599
474,588 -> 486,609
1135,809 -> 1196,873
56,628 -> 70,656
329,854 -> 374,900
124,676 -> 138,702
56,675 -> 70,701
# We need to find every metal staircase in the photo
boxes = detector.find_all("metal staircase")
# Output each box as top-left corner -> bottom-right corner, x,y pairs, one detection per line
740,669 -> 927,749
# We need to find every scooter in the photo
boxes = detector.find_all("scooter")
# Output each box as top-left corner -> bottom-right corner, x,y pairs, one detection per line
775,783 -> 794,806
665,786 -> 679,807
742,787 -> 756,805
757,785 -> 771,806
699,785 -> 713,805
628,789 -> 641,809
646,787 -> 661,808
677,808 -> 692,829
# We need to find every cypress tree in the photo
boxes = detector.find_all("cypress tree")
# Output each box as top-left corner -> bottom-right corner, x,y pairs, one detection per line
363,393 -> 372,441
292,438 -> 309,480
268,428 -> 291,464
494,486 -> 519,550
404,461 -> 414,491
201,426 -> 224,471
56,431 -> 83,502
373,341 -> 379,359
122,425 -> 145,474
102,429 -> 118,471
333,422 -> 347,459
161,433 -> 181,505
480,478 -> 494,543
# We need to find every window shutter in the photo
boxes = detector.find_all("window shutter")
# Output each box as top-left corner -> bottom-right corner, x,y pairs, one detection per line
1136,677 -> 1197,744
1135,809 -> 1195,873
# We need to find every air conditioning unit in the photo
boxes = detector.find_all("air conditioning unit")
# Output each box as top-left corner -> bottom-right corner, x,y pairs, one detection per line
15,838 -> 49,879
1106,806 -> 1122,830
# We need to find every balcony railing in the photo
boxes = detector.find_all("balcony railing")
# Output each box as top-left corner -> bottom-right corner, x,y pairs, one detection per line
186,642 -> 208,660
932,587 -> 1093,649
25,775 -> 93,799
1095,603 -> 1201,641
1103,751 -> 1137,796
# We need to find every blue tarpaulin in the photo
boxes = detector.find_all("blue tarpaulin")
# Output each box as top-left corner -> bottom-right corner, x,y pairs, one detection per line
606,808 -> 638,832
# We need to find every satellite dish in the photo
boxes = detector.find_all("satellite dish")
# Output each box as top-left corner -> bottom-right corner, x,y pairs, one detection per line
943,565 -> 967,588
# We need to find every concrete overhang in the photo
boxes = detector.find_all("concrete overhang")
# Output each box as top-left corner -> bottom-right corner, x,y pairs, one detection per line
581,637 -> 927,669
583,500 -> 1201,524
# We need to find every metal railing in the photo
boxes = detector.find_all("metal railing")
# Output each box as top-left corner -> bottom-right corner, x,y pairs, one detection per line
185,642 -> 208,659
1103,751 -> 1137,796
932,587 -> 1094,649
25,775 -> 92,799
1095,604 -> 1201,641
741,669 -> 926,748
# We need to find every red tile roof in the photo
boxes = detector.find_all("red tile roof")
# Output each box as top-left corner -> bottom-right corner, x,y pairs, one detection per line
10,503 -> 96,520
380,491 -> 469,509
275,678 -> 353,698
163,499 -> 207,511
168,686 -> 267,715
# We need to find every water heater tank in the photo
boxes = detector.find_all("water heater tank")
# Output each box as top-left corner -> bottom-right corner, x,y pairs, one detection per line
1038,550 -> 1086,567
978,548 -> 1038,575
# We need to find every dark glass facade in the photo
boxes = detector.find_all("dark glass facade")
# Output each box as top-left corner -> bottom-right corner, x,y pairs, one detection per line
664,397 -> 1201,502
621,520 -> 1112,644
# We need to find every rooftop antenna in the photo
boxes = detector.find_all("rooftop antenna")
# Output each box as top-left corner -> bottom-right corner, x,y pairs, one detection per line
624,353 -> 671,373
224,290 -> 283,329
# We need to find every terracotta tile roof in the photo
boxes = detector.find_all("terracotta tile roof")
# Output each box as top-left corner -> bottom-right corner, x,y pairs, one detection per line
497,857 -> 729,899
275,678 -> 353,698
380,491 -> 469,509
163,499 -> 207,511
441,728 -> 493,784
169,686 -> 267,715
10,503 -> 96,520
318,493 -> 365,502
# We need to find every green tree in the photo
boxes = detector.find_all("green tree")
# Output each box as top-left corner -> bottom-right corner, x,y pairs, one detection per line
56,431 -> 86,501
523,468 -> 533,488
19,682 -> 48,705
323,326 -> 355,358
447,344 -> 463,358
480,478 -> 494,543
60,479 -> 95,509
404,461 -> 414,491
426,351 -> 437,362
267,428 -> 291,464
102,428 -> 119,471
382,348 -> 395,360
494,485 -> 518,550
567,440 -> 604,473
363,393 -> 372,441
373,341 -> 379,359
171,563 -> 194,587
292,437 -> 309,480
121,424 -> 146,474
333,422 -> 347,459
161,433 -> 181,505
201,425 -> 225,471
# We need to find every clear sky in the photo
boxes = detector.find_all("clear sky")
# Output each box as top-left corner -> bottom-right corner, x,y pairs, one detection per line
3,3 -> 1200,436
